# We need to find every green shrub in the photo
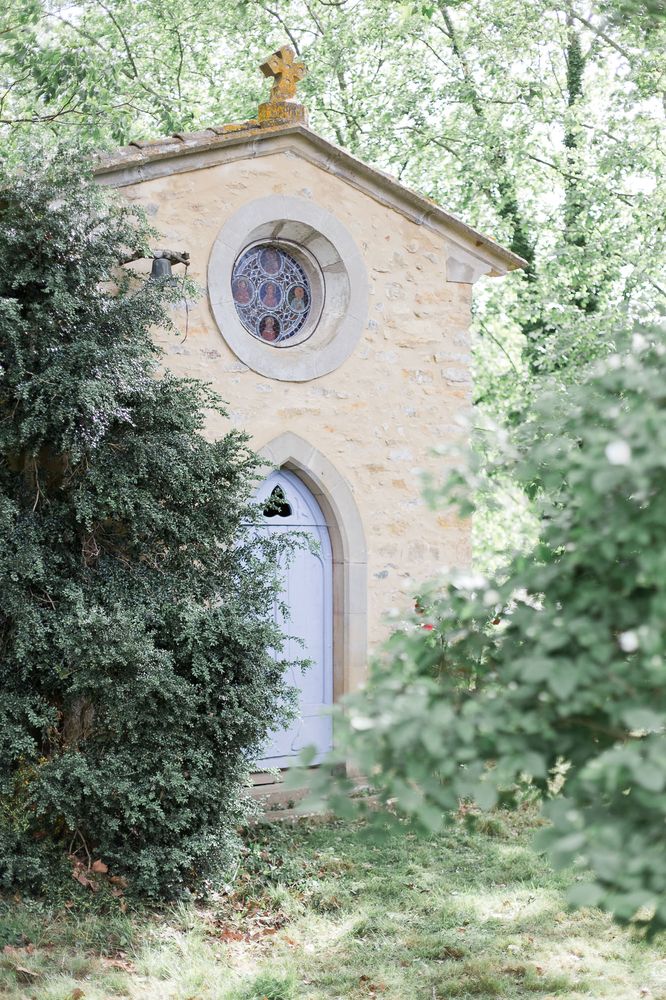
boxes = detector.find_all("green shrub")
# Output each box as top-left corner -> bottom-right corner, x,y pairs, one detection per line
0,149 -> 293,898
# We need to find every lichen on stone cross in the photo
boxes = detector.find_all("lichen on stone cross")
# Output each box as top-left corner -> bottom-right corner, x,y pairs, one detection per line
258,45 -> 308,126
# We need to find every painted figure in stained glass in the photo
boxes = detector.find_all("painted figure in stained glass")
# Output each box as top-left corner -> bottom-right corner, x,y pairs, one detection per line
288,284 -> 308,312
259,315 -> 280,341
260,247 -> 281,275
232,243 -> 312,344
232,276 -> 254,304
260,281 -> 282,308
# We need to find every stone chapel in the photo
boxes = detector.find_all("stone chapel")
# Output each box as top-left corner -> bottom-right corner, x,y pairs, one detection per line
95,46 -> 524,772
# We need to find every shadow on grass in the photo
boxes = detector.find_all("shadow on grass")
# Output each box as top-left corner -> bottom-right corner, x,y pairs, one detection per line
0,808 -> 663,999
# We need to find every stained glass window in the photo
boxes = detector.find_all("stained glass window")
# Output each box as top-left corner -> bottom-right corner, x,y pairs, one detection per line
231,244 -> 312,344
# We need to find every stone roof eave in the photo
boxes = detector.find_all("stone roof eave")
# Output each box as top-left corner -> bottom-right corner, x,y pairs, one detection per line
93,122 -> 527,279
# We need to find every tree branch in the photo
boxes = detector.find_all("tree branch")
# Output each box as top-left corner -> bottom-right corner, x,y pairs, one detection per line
172,17 -> 185,106
0,93 -> 84,126
525,152 -> 636,207
93,0 -> 174,116
477,319 -> 521,376
262,5 -> 302,54
434,2 -> 534,267
47,12 -> 113,56
568,11 -> 633,62
94,0 -> 141,79
304,2 -> 325,37
394,124 -> 464,162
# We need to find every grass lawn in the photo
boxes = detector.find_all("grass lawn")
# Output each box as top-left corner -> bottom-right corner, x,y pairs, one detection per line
0,805 -> 664,999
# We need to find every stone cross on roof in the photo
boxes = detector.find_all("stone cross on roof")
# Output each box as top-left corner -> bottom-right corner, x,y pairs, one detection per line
258,45 -> 308,126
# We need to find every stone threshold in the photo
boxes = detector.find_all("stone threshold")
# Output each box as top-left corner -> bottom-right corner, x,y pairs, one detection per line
248,774 -> 376,822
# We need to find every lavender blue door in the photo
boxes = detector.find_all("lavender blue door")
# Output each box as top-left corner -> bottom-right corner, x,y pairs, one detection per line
256,470 -> 333,769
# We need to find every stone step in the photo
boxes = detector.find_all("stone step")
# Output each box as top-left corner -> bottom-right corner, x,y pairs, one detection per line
248,776 -> 377,823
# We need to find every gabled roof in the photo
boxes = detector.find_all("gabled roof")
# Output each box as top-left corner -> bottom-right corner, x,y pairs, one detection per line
94,120 -> 526,278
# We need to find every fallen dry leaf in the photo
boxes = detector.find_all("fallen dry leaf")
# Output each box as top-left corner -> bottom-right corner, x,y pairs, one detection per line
14,965 -> 40,984
91,859 -> 108,874
69,989 -> 86,999
102,957 -> 136,973
250,926 -> 278,939
3,943 -> 34,958
358,976 -> 386,995
441,946 -> 465,960
218,928 -> 244,942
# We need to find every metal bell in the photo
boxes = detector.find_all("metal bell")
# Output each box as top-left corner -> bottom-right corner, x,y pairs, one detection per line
150,256 -> 173,279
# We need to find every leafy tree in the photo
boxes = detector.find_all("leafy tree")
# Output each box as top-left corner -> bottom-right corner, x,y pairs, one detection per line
310,318 -> 666,936
0,148 -> 292,899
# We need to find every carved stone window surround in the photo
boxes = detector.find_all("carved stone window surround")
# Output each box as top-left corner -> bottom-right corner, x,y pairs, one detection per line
208,195 -> 369,382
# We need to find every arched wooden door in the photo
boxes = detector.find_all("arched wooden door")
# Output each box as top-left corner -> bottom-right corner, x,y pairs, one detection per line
256,470 -> 333,769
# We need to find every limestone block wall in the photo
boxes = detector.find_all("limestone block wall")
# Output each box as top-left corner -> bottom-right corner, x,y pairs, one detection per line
119,151 -> 472,655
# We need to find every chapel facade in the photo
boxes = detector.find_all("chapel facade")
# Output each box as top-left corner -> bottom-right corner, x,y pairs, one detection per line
95,47 -> 523,772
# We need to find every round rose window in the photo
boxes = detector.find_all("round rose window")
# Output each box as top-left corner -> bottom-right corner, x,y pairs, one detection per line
231,244 -> 311,344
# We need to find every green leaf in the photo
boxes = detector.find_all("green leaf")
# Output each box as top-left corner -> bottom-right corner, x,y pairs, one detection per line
633,762 -> 665,792
623,708 -> 663,732
554,832 -> 587,855
566,882 -> 605,908
473,782 -> 498,812
520,752 -> 547,778
418,804 -> 445,833
548,664 -> 578,699
519,657 -> 552,682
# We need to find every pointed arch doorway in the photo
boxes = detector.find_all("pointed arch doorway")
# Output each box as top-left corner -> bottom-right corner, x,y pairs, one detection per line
255,433 -> 368,774
256,469 -> 333,768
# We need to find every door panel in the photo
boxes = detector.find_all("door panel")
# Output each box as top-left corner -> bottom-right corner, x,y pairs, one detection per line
255,470 -> 333,769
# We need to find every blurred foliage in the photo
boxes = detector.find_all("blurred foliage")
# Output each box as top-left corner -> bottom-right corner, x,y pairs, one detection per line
308,319 -> 666,936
